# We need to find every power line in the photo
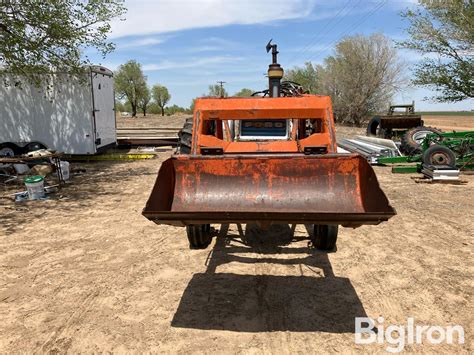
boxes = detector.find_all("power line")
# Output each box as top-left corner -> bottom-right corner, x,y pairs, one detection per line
286,0 -> 355,67
305,0 -> 388,64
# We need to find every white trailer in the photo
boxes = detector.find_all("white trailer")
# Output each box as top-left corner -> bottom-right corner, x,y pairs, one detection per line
0,66 -> 116,155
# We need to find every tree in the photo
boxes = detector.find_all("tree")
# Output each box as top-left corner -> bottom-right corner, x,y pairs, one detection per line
285,62 -> 320,93
189,98 -> 196,113
208,84 -> 228,97
139,86 -> 151,116
0,1 -> 125,81
114,60 -> 147,117
147,102 -> 160,115
288,34 -> 404,126
234,88 -> 254,97
115,100 -> 132,114
398,1 -> 474,102
165,104 -> 188,115
152,84 -> 171,116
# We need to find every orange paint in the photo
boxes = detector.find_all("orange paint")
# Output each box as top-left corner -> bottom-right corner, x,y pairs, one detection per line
192,95 -> 336,155
142,94 -> 396,227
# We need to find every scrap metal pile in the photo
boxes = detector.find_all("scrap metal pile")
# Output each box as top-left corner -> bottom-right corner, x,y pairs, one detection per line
337,136 -> 401,164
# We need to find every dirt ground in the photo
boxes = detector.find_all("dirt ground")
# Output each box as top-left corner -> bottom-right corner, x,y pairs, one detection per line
117,113 -> 188,129
423,115 -> 474,132
116,113 -> 474,133
0,116 -> 473,353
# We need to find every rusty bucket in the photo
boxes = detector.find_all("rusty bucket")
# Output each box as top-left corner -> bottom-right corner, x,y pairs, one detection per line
142,154 -> 396,227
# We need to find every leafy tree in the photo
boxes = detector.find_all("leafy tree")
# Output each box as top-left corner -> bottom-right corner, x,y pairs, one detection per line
152,84 -> 171,116
0,0 -> 125,81
398,0 -> 474,102
147,102 -> 160,115
115,100 -> 126,113
165,104 -> 187,115
208,84 -> 228,97
234,88 -> 254,97
284,62 -> 320,93
189,98 -> 197,113
114,60 -> 147,117
287,34 -> 404,126
139,86 -> 151,116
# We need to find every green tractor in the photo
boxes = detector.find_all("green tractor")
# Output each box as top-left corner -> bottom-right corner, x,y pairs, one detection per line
367,102 -> 443,155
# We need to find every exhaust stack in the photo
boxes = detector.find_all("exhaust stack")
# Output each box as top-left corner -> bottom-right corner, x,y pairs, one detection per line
266,40 -> 284,97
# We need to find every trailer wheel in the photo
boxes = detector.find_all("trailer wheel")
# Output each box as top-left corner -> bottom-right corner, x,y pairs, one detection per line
186,224 -> 212,249
401,126 -> 442,155
178,117 -> 193,154
312,225 -> 338,251
24,141 -> 47,153
0,142 -> 22,157
422,145 -> 456,167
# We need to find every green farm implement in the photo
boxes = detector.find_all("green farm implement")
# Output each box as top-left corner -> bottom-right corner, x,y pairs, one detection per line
378,130 -> 474,172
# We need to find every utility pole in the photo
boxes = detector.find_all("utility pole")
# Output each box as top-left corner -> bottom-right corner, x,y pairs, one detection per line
217,81 -> 226,98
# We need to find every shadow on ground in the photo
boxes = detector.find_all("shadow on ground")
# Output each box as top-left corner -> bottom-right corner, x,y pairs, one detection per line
172,224 -> 366,333
1,160 -> 158,234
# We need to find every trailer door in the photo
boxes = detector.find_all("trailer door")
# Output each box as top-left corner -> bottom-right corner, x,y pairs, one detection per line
92,71 -> 116,150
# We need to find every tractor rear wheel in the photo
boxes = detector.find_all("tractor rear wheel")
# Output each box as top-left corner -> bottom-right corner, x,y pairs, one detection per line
312,224 -> 338,251
367,116 -> 389,138
401,126 -> 442,155
186,224 -> 212,249
422,145 -> 456,167
178,117 -> 193,154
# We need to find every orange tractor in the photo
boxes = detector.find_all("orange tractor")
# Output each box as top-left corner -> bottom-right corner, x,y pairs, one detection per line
143,41 -> 396,250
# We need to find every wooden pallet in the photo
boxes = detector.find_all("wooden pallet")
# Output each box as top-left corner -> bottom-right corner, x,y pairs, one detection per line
411,177 -> 468,184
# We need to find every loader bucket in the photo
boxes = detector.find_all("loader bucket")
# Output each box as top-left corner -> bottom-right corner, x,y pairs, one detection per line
142,154 -> 396,227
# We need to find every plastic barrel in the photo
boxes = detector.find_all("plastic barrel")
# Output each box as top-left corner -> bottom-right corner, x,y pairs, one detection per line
24,175 -> 45,200
60,161 -> 70,181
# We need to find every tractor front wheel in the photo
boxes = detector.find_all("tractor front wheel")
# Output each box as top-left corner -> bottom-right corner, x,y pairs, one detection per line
178,118 -> 193,154
186,224 -> 212,249
312,225 -> 338,251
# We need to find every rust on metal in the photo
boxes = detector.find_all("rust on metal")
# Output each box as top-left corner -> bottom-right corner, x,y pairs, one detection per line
143,95 -> 396,229
143,154 -> 396,227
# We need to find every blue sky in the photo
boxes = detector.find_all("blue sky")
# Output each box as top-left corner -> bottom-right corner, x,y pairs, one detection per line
88,0 -> 473,111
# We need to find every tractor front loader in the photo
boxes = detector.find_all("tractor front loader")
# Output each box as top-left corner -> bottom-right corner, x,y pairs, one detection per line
143,41 -> 396,251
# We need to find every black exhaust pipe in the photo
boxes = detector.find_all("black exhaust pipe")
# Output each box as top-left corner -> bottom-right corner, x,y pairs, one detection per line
266,40 -> 283,97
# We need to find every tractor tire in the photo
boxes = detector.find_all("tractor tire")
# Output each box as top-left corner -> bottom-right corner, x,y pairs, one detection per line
312,224 -> 338,251
178,117 -> 193,154
186,224 -> 212,249
400,126 -> 442,155
366,116 -> 388,138
422,145 -> 456,167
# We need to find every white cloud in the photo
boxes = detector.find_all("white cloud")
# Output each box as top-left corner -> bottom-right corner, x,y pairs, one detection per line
186,37 -> 239,52
142,55 -> 242,71
110,0 -> 316,38
187,45 -> 220,52
118,37 -> 168,48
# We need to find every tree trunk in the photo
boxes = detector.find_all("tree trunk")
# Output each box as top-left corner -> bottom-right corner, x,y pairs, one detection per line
131,102 -> 137,117
161,106 -> 164,116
